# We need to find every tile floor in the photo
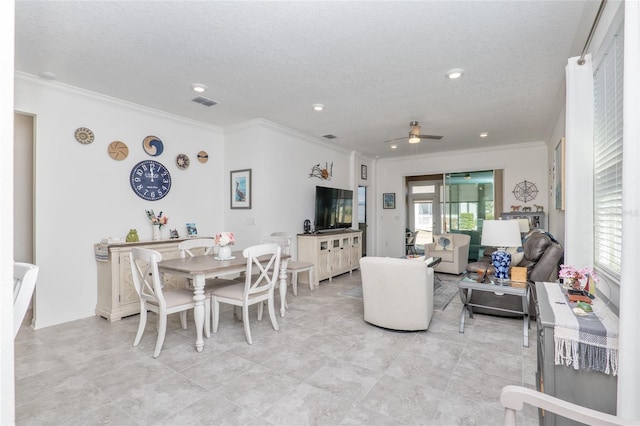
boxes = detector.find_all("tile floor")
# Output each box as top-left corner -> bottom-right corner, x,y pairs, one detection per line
14,271 -> 539,425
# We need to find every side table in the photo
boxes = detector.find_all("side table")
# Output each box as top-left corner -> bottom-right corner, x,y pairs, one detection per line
458,274 -> 531,347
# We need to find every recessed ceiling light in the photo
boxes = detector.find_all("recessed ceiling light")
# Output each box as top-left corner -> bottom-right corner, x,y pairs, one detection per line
312,104 -> 325,111
479,132 -> 488,138
446,68 -> 464,79
390,144 -> 398,149
192,83 -> 207,93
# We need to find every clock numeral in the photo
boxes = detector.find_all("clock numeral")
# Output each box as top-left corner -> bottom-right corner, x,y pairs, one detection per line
136,169 -> 143,177
134,177 -> 141,183
136,184 -> 143,190
163,179 -> 169,184
150,191 -> 156,198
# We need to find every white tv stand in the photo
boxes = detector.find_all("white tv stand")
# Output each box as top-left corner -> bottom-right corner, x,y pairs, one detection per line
297,229 -> 362,288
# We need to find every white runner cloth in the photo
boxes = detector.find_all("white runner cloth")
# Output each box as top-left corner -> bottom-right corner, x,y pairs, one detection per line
544,282 -> 619,375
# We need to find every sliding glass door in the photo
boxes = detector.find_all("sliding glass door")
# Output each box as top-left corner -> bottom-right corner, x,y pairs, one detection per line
443,170 -> 495,260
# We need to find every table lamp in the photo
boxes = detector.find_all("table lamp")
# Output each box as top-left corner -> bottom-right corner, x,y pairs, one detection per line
481,220 -> 522,282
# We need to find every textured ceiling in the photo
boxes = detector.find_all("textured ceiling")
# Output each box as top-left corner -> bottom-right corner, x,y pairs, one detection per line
14,1 -> 598,158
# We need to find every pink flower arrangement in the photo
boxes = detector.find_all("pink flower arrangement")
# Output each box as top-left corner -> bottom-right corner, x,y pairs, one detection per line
558,264 -> 598,282
146,209 -> 168,228
215,232 -> 235,246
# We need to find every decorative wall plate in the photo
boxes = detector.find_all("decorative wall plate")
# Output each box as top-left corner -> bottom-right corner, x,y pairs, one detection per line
176,153 -> 190,169
74,127 -> 94,144
142,135 -> 164,156
108,141 -> 129,161
197,150 -> 209,163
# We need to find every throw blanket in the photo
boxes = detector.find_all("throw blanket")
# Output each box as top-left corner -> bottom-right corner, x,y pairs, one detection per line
544,282 -> 619,375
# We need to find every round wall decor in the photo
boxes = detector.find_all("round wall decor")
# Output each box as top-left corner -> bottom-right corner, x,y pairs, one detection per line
74,127 -> 94,144
142,135 -> 164,156
197,150 -> 209,163
129,160 -> 171,201
108,141 -> 129,161
512,180 -> 539,203
176,153 -> 190,169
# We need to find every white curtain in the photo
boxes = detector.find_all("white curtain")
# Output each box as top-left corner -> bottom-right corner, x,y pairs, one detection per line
618,0 -> 640,419
564,55 -> 594,267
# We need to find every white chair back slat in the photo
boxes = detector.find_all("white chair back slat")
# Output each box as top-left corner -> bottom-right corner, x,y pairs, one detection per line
13,262 -> 39,338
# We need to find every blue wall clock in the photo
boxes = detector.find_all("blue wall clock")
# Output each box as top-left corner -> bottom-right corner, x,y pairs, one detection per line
130,160 -> 171,201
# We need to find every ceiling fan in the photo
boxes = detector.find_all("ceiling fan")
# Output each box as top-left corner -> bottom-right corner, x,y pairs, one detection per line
384,121 -> 443,144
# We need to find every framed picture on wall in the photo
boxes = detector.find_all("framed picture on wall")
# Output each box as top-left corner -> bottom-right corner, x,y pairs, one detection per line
554,137 -> 565,210
361,164 -> 367,180
231,169 -> 252,209
383,193 -> 396,209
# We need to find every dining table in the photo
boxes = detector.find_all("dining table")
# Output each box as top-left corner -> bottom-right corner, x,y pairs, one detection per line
157,250 -> 290,352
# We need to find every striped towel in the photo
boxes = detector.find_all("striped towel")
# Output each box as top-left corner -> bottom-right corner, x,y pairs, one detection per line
545,282 -> 619,376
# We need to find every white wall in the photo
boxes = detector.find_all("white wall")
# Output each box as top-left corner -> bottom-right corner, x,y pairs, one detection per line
546,107 -> 566,247
373,142 -> 549,257
1,1 -> 15,422
14,75 -> 225,328
223,119 -> 355,256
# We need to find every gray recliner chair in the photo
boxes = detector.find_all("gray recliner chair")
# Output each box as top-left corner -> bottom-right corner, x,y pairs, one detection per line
465,231 -> 564,318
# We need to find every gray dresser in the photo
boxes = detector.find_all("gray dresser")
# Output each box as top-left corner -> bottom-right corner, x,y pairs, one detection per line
535,282 -> 618,425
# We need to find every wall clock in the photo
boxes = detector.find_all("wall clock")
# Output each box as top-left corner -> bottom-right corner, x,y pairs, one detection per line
129,160 -> 171,201
142,135 -> 164,156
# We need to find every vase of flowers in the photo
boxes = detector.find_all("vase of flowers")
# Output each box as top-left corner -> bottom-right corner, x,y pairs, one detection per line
146,210 -> 168,241
559,264 -> 598,291
215,232 -> 235,259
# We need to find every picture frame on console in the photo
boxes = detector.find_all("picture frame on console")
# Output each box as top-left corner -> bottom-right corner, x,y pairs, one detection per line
361,164 -> 367,180
231,169 -> 252,209
383,193 -> 396,209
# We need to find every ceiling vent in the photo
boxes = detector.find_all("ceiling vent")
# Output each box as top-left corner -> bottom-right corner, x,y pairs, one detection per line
323,134 -> 337,139
192,96 -> 218,107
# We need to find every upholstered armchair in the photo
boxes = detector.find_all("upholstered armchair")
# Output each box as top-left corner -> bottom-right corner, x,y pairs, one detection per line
359,257 -> 434,331
423,233 -> 471,275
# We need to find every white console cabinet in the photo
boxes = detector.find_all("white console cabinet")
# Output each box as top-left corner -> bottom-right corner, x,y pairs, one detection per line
297,230 -> 362,288
94,238 -> 194,321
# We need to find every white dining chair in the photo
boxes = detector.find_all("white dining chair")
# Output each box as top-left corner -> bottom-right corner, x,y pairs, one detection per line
270,232 -> 315,295
210,243 -> 281,344
178,238 -> 241,327
130,247 -> 207,358
13,262 -> 39,338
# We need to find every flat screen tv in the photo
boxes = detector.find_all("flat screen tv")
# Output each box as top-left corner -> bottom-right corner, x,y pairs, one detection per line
314,185 -> 353,231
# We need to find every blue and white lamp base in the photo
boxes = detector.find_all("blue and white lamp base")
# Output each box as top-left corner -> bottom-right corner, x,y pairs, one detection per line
491,249 -> 512,281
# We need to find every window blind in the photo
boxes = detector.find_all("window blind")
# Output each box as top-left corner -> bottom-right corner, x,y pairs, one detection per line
593,31 -> 623,279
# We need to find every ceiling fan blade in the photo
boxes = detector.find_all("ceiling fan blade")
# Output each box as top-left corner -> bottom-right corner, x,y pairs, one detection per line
383,136 -> 408,143
419,134 -> 443,140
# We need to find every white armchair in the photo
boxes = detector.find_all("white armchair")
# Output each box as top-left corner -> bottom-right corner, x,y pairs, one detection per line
359,257 -> 434,331
424,233 -> 471,275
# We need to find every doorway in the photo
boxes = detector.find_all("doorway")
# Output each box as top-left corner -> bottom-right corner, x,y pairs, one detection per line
14,112 -> 36,326
358,185 -> 367,256
407,176 -> 442,254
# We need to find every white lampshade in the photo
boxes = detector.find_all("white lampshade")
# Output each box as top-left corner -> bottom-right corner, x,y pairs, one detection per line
481,220 -> 522,248
517,218 -> 530,233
